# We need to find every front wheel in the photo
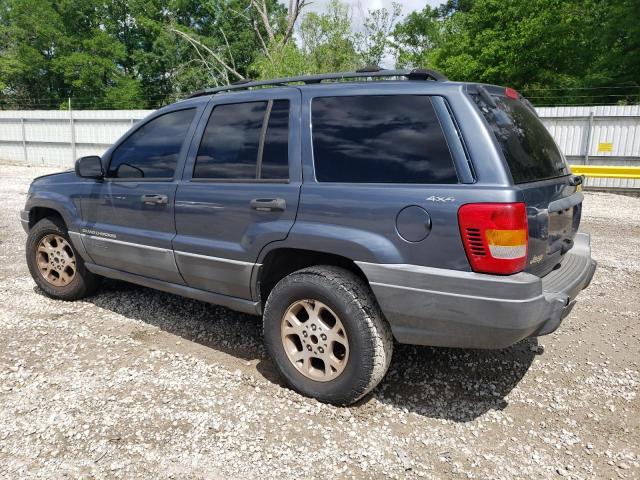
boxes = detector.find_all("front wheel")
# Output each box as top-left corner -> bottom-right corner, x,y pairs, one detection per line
26,217 -> 100,301
263,266 -> 393,405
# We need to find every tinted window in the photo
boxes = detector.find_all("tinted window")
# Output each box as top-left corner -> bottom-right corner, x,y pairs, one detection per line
194,102 -> 266,179
472,94 -> 567,183
261,100 -> 290,180
312,95 -> 457,184
108,108 -> 195,178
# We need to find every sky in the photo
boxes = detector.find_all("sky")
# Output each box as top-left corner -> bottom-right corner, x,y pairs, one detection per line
303,0 -> 442,17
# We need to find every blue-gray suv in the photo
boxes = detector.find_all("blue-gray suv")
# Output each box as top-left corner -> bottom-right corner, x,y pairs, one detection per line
21,69 -> 596,405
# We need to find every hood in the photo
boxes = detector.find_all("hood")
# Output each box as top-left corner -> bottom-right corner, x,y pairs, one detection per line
31,169 -> 75,185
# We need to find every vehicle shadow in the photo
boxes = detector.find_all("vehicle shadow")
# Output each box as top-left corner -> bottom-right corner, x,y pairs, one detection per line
365,340 -> 538,421
53,278 -> 539,422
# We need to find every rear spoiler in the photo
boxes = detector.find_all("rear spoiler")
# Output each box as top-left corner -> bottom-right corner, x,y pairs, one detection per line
467,84 -> 539,116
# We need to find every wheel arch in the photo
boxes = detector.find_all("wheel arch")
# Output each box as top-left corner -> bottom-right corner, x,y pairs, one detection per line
25,192 -> 79,232
25,201 -> 91,263
28,206 -> 66,229
255,247 -> 370,306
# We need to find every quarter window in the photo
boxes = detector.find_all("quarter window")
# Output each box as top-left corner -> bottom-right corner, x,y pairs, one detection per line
194,100 -> 290,180
311,95 -> 457,184
108,108 -> 196,179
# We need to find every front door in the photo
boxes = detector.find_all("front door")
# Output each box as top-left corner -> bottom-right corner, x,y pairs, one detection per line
173,89 -> 301,299
79,107 -> 200,284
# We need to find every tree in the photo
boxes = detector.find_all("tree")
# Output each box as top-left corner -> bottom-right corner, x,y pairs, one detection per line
0,0 -> 282,108
392,5 -> 442,68
251,0 -> 403,79
299,0 -> 359,72
357,2 -> 402,67
392,0 -> 640,105
1,0 -> 638,108
170,0 -> 305,84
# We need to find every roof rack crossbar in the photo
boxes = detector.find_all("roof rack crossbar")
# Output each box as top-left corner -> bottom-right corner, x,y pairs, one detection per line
187,68 -> 447,99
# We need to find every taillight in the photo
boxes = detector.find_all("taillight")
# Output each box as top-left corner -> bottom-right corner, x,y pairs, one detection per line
458,203 -> 528,274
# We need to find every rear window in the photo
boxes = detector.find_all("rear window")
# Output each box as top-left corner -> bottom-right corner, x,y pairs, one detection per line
472,94 -> 568,183
311,95 -> 457,184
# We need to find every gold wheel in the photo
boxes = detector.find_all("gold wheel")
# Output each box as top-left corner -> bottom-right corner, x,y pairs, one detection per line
35,234 -> 77,287
281,299 -> 349,382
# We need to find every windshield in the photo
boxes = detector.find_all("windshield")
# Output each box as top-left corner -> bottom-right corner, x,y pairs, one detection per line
472,93 -> 568,183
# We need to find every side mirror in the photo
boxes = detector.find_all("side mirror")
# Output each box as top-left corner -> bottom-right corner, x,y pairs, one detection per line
75,156 -> 103,179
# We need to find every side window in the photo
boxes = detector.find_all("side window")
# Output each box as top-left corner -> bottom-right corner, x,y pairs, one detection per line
311,95 -> 458,184
194,100 -> 290,180
108,108 -> 196,179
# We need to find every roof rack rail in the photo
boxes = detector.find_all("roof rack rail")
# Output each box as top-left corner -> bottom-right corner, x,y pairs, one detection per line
187,68 -> 447,99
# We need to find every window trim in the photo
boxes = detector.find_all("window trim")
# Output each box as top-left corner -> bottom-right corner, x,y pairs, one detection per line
431,96 -> 475,184
190,178 -> 290,184
309,94 -> 460,185
191,99 -> 290,183
105,107 -> 197,182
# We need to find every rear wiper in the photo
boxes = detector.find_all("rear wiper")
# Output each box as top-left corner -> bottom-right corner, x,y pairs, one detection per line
468,84 -> 498,108
478,86 -> 498,108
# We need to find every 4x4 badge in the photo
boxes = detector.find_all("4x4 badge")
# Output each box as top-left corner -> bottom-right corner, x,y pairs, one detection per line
426,196 -> 455,202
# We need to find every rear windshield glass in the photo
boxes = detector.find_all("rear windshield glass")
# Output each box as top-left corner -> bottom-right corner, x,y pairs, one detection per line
472,94 -> 568,183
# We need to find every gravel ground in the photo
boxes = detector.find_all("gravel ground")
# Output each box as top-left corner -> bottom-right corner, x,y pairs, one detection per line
0,165 -> 638,479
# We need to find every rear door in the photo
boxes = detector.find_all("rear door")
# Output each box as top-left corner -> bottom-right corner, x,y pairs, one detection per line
470,86 -> 581,276
173,89 -> 301,299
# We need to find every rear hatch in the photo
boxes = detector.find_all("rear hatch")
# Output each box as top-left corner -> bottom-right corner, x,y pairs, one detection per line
470,85 -> 582,277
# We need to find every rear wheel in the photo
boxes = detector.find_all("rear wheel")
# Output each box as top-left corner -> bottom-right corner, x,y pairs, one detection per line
263,266 -> 393,405
26,217 -> 99,300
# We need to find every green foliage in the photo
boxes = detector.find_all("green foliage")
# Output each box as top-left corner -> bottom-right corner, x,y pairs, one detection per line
0,0 -> 272,108
251,41 -> 308,79
393,0 -> 640,105
298,0 -> 359,73
392,5 -> 442,68
357,2 -> 402,67
0,0 -> 637,108
251,0 -> 403,79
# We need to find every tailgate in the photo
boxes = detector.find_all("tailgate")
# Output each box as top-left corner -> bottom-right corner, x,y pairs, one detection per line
519,179 -> 582,276
470,85 -> 582,276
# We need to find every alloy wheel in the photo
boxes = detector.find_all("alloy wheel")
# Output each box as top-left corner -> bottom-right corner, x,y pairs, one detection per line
36,234 -> 76,287
280,299 -> 349,382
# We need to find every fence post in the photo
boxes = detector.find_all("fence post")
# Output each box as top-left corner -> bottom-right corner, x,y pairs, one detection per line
584,111 -> 594,165
69,98 -> 76,166
20,117 -> 28,165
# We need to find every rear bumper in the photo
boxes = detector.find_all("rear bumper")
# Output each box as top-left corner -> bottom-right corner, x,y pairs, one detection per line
357,232 -> 596,349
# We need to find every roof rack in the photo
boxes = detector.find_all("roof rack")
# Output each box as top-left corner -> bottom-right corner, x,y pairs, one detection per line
187,67 -> 447,99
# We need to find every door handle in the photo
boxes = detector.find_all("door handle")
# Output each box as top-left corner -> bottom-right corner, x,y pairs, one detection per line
141,194 -> 168,205
250,198 -> 286,212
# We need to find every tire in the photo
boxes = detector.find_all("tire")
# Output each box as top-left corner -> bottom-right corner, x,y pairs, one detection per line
26,216 -> 100,301
263,266 -> 393,405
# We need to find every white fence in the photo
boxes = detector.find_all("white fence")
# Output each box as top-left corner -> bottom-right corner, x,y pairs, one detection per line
537,105 -> 640,190
0,110 -> 153,167
0,105 -> 639,189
